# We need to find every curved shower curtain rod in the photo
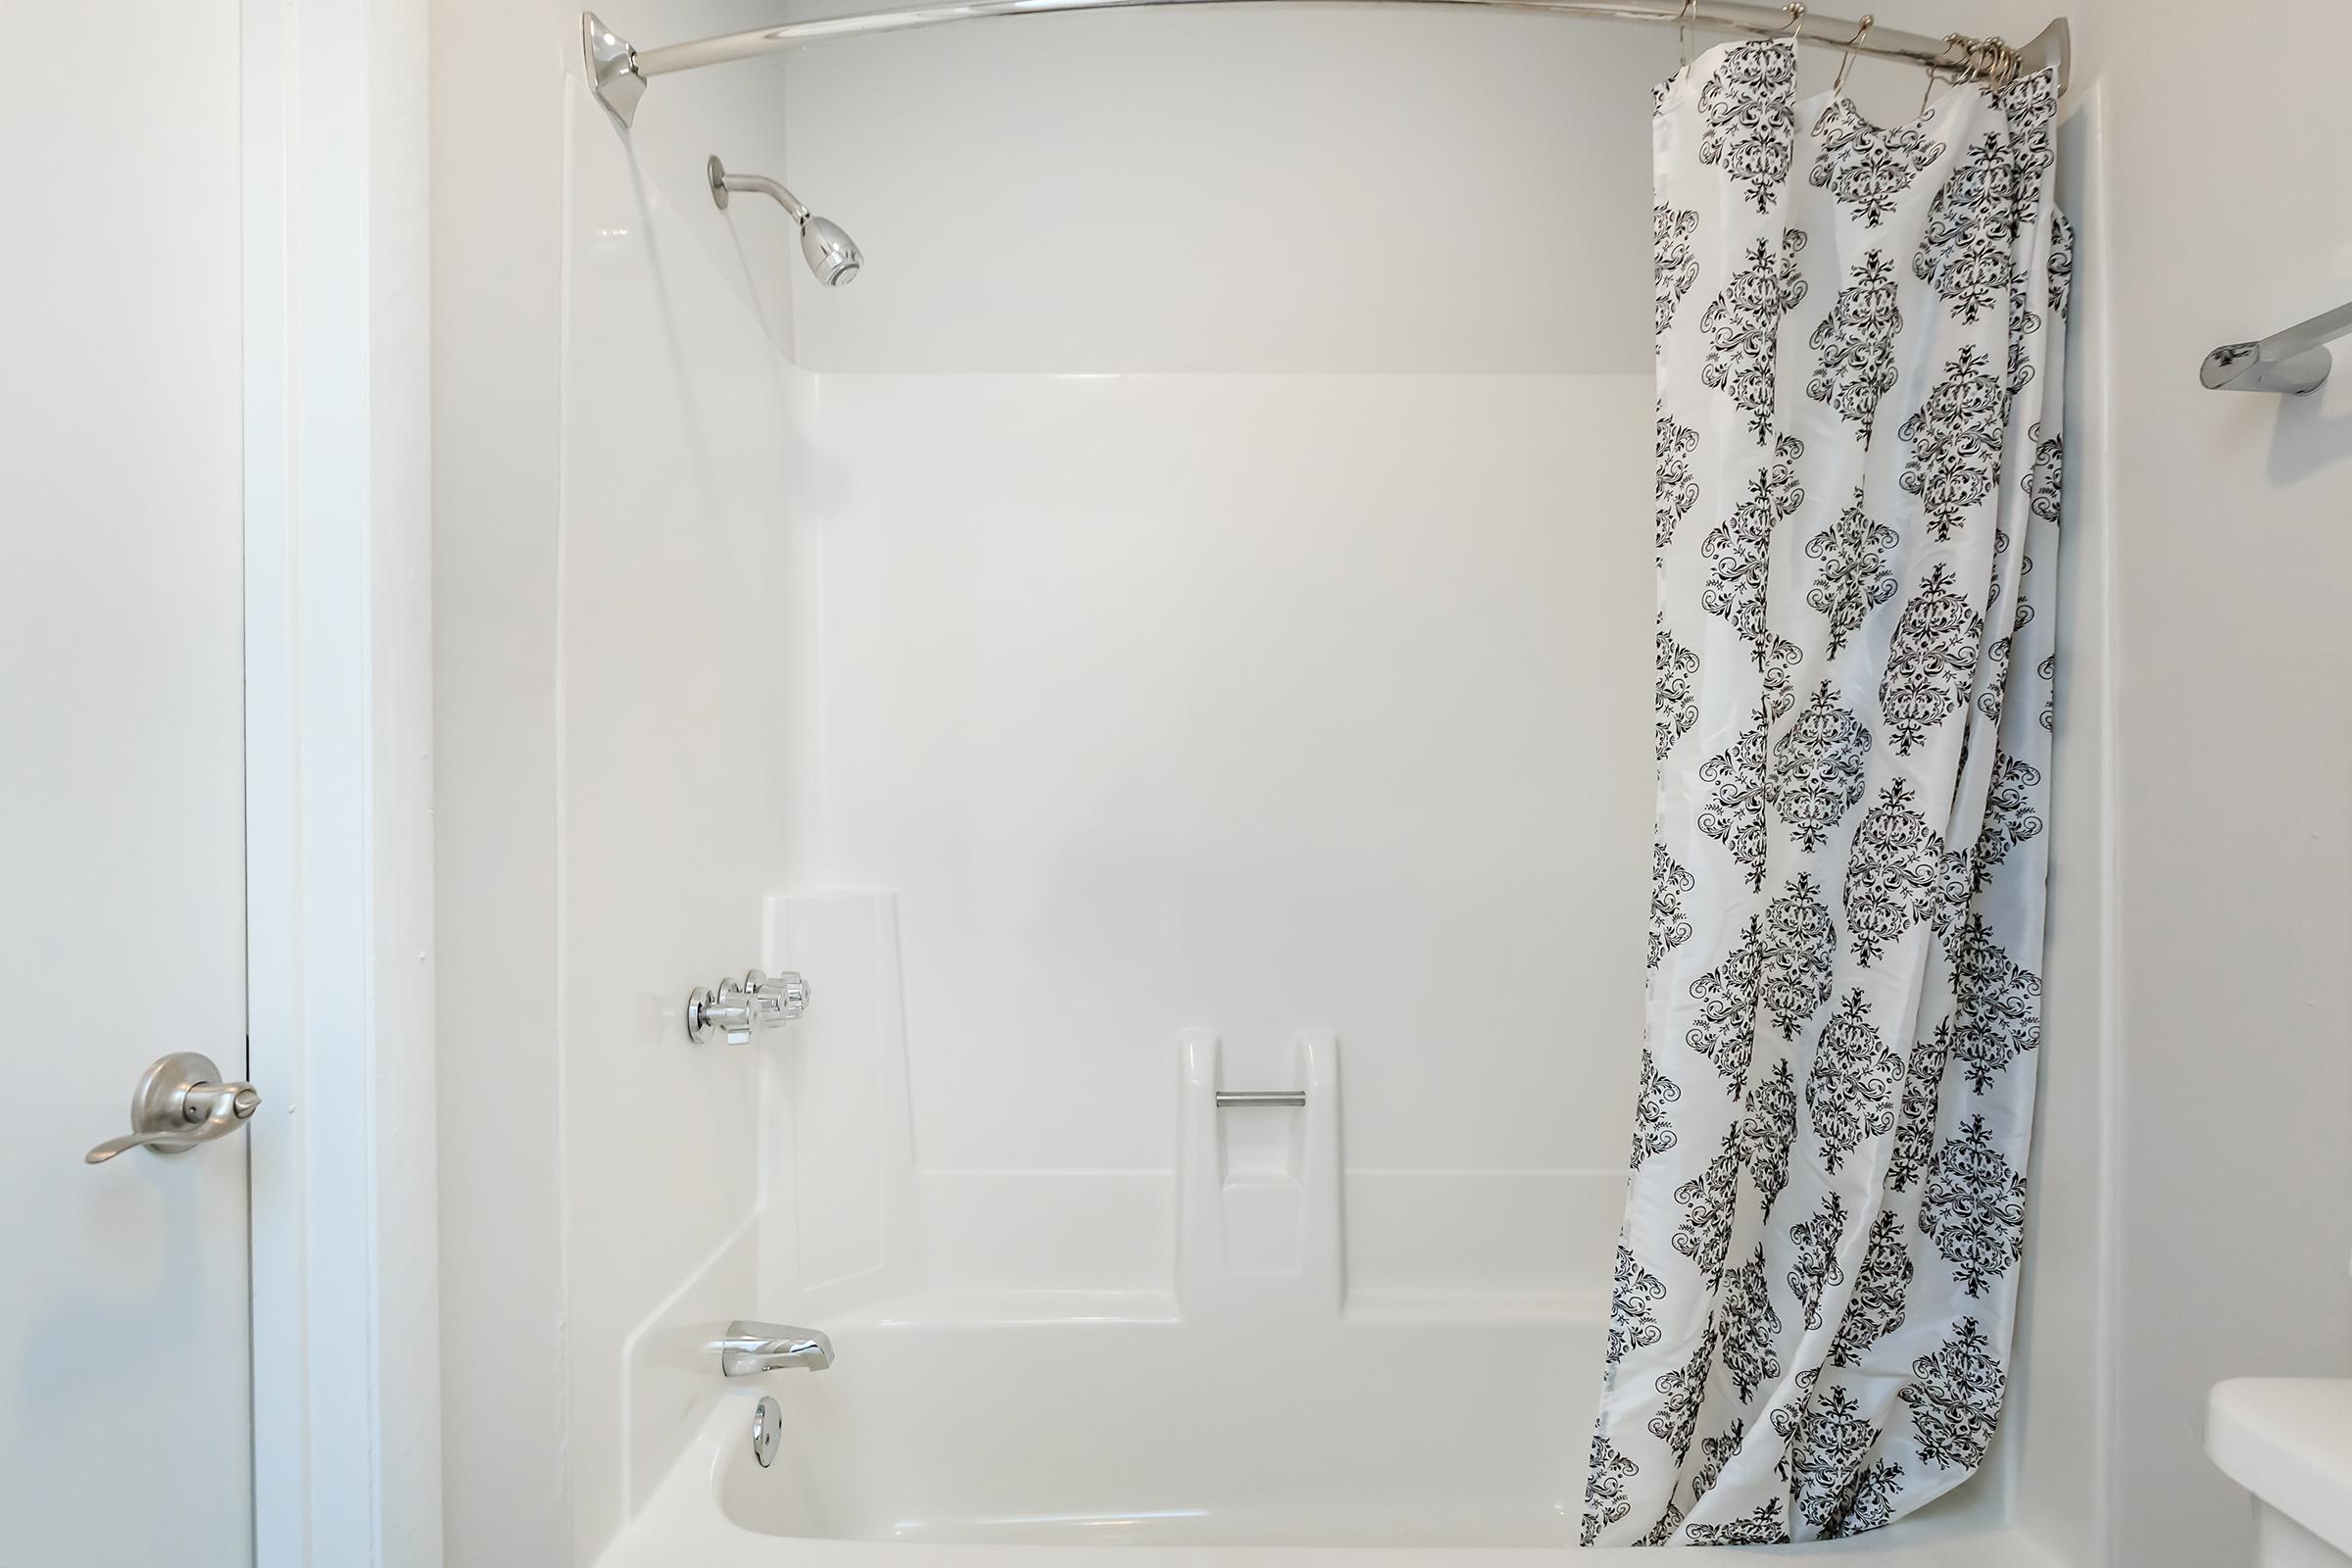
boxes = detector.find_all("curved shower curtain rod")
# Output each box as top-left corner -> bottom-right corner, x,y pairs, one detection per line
582,2 -> 2069,127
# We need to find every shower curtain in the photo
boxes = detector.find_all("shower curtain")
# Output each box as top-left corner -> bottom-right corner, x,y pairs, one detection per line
1589,38 -> 2066,1546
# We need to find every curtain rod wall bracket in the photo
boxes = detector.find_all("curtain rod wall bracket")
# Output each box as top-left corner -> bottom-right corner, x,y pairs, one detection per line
585,12 -> 649,126
584,2 -> 2068,129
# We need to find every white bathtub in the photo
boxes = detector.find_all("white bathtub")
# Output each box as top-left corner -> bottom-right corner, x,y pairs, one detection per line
597,1305 -> 2068,1567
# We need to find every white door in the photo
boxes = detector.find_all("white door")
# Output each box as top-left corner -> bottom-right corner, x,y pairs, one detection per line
1,3 -> 255,1561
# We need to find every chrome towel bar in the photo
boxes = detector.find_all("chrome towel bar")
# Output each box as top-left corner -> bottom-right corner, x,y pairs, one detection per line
1215,1090 -> 1306,1107
2203,297 -> 2352,396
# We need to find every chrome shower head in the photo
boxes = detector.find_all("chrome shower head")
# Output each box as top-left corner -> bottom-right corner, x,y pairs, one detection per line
708,154 -> 862,287
799,216 -> 861,287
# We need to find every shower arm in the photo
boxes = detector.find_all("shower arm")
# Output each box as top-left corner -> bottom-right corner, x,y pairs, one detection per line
708,157 -> 810,224
585,3 -> 2068,128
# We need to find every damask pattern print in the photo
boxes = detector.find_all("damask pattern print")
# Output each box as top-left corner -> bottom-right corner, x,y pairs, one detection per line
1583,1433 -> 1640,1545
1976,612 -> 2020,728
1702,434 -> 1806,655
2004,264 -> 2043,400
1651,842 -> 1696,970
2000,73 -> 2058,226
1886,1020 -> 1951,1193
1811,104 -> 1945,227
1787,1385 -> 1885,1533
1770,683 -> 1872,851
1656,620 -> 1700,760
1696,41 -> 1798,212
1899,1317 -> 2008,1469
1701,235 -> 1809,443
1609,1244 -> 1669,1368
1805,990 -> 1902,1172
1691,1421 -> 1745,1505
1807,252 -> 1904,441
1761,873 -> 1837,1038
1672,1126 -> 1745,1288
2047,213 -> 2076,321
1740,1057 -> 1799,1219
1803,491 -> 1901,656
1918,1115 -> 2029,1297
1913,132 -> 2016,323
1787,1190 -> 1851,1331
1656,205 -> 1702,339
2025,425 -> 2064,529
1880,563 -> 1987,752
1831,1211 -> 1915,1367
1687,915 -> 1765,1092
1698,712 -> 1771,893
1717,1247 -> 1785,1402
1656,414 -> 1701,552
1766,1363 -> 1823,1456
1593,47 -> 2062,1544
1947,914 -> 2042,1092
1898,345 -> 2008,539
1649,1320 -> 1721,1463
1843,779 -> 1944,964
1973,754 -> 2045,887
1760,632 -> 1804,722
1683,1500 -> 1788,1546
1829,1460 -> 1907,1538
1631,1047 -> 1684,1167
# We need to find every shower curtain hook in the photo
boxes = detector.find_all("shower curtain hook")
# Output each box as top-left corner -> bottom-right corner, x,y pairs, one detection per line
1780,3 -> 1805,39
1832,14 -> 1871,95
1921,29 -> 1964,116
1675,0 -> 1696,69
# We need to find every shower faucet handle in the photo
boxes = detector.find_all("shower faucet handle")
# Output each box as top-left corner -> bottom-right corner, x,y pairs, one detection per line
744,969 -> 809,1024
685,971 -> 810,1045
686,977 -> 759,1046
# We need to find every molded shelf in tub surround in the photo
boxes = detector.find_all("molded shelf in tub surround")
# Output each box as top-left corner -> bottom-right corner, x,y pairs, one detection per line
1178,1029 -> 1343,1320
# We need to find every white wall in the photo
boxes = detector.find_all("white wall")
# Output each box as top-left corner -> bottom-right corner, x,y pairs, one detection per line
2040,9 -> 2352,1568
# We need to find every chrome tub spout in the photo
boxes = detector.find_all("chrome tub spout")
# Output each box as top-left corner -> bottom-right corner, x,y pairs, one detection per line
718,1320 -> 834,1377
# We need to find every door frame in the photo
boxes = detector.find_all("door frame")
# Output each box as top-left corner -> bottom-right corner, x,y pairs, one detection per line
242,0 -> 441,1562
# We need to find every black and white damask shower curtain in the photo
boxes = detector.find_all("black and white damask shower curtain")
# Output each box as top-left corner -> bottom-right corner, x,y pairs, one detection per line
1587,38 -> 2066,1546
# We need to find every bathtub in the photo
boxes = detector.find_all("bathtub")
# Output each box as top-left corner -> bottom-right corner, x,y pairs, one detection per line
596,1303 -> 2067,1566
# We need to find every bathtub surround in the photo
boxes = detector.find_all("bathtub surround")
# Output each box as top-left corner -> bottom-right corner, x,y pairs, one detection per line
428,2 -> 2138,1564
1590,40 -> 2065,1544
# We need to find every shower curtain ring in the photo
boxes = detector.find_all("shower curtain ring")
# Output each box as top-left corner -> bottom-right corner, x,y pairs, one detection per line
1832,14 -> 1871,95
1921,29 -> 1965,115
1676,0 -> 1697,68
1780,3 -> 1805,38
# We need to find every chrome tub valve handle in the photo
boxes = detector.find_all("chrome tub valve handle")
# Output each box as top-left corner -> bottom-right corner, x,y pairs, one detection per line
744,969 -> 809,1026
85,1052 -> 262,1165
687,970 -> 809,1044
686,977 -> 759,1046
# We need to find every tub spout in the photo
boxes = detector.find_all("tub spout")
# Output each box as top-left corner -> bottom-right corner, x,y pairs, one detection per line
718,1320 -> 834,1376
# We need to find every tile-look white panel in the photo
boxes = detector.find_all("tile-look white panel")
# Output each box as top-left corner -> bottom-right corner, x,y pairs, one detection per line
802,371 -> 1653,1177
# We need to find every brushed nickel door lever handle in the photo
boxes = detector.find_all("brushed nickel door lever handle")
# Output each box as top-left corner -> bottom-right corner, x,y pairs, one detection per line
85,1052 -> 262,1165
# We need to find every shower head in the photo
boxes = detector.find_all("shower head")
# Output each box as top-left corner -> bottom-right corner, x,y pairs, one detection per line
707,154 -> 862,288
799,216 -> 861,287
